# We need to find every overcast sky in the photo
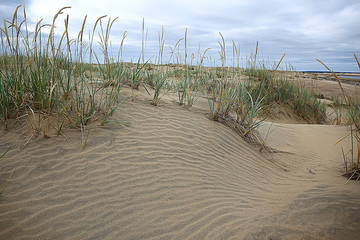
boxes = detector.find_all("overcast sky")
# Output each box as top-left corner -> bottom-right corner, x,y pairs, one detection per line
1,0 -> 359,72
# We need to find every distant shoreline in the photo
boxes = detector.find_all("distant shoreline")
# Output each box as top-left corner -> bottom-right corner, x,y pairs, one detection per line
300,70 -> 360,74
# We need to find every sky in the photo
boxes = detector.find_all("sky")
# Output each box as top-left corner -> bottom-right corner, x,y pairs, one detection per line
1,0 -> 359,72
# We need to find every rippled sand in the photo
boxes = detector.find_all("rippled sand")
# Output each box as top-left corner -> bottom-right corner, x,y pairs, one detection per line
1,85 -> 359,239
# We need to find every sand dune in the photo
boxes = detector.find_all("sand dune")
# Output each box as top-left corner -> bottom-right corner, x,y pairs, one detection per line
0,86 -> 360,239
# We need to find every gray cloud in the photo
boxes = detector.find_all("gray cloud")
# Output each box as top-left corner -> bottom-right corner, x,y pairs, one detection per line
1,0 -> 359,71
0,1 -> 30,22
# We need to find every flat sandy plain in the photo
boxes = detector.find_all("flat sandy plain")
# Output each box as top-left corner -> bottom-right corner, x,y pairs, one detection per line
0,71 -> 360,239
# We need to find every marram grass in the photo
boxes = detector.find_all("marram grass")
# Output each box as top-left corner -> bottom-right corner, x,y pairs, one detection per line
0,5 -> 352,157
0,5 -> 126,138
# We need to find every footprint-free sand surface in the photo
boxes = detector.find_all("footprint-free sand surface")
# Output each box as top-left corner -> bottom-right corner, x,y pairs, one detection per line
1,79 -> 360,239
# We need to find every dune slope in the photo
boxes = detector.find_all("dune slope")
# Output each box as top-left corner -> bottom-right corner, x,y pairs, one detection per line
0,91 -> 359,239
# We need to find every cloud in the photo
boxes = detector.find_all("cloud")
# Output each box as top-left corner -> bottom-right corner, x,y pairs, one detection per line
1,0 -> 360,71
0,0 -> 30,22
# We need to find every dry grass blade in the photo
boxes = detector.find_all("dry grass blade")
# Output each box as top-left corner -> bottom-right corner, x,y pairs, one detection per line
272,53 -> 286,86
254,41 -> 259,70
78,15 -> 87,44
12,5 -> 22,24
0,171 -> 13,196
354,53 -> 360,69
316,59 -> 351,106
274,53 -> 286,72
0,146 -> 13,196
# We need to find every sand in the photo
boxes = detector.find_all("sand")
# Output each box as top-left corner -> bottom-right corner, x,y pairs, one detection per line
1,76 -> 360,239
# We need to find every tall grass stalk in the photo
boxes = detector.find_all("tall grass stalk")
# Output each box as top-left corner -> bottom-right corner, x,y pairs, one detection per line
317,58 -> 360,179
208,32 -> 227,120
174,28 -> 197,107
232,40 -> 241,80
150,26 -> 169,106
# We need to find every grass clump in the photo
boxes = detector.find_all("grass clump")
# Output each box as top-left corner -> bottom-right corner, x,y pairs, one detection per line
205,41 -> 326,147
205,39 -> 271,146
0,5 -> 126,141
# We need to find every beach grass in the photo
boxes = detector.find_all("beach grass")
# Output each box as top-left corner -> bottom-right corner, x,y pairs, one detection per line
0,5 -> 126,139
0,5 -> 354,154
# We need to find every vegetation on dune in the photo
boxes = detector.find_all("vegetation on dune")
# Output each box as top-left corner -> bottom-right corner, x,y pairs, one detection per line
0,5 -> 357,158
0,6 -> 125,144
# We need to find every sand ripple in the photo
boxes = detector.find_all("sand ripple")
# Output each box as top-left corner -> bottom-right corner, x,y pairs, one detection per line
1,97 -> 360,239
